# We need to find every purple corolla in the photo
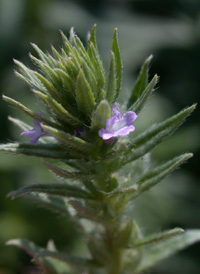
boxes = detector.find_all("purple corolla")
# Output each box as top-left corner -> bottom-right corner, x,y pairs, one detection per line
99,103 -> 137,140
20,119 -> 48,143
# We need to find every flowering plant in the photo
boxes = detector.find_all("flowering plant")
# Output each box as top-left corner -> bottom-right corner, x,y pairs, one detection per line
1,25 -> 200,274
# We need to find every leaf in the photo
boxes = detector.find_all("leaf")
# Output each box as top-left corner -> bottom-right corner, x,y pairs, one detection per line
106,51 -> 117,103
135,230 -> 200,273
35,250 -> 97,269
75,69 -> 96,115
8,183 -> 94,200
107,153 -> 192,199
20,193 -> 69,215
33,90 -> 81,125
31,43 -> 54,67
42,124 -> 94,153
88,24 -> 97,49
111,28 -> 122,97
2,95 -> 62,130
134,228 -> 184,248
129,74 -> 158,113
8,116 -> 32,132
127,55 -> 153,109
6,239 -> 72,274
42,162 -> 91,181
122,104 -> 196,166
0,143 -> 80,159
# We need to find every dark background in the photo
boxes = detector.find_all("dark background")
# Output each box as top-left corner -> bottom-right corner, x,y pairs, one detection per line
0,0 -> 200,273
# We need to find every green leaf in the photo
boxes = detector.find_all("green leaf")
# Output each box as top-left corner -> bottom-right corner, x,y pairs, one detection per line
33,90 -> 81,125
20,193 -> 69,215
6,239 -> 72,274
122,104 -> 196,165
8,183 -> 94,200
2,95 -> 62,130
75,69 -> 96,115
0,143 -> 79,159
35,250 -> 97,269
31,43 -> 54,67
111,28 -> 122,97
106,51 -> 117,103
127,55 -> 153,109
107,153 -> 192,199
8,116 -> 32,132
134,228 -> 184,248
42,124 -> 93,153
88,24 -> 97,49
129,74 -> 158,113
91,100 -> 111,130
135,230 -> 200,273
43,161 -> 91,181
54,68 -> 75,97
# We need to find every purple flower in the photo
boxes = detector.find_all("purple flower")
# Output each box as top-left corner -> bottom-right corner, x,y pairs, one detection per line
99,103 -> 137,140
20,120 -> 48,143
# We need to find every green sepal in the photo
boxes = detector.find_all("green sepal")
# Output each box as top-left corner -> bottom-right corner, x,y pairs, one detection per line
33,90 -> 81,125
43,161 -> 91,181
20,193 -> 69,215
75,69 -> 96,115
106,51 -> 117,103
123,104 -> 196,165
2,95 -> 61,130
115,220 -> 133,248
54,68 -> 75,97
0,143 -> 80,159
35,250 -> 97,269
91,99 -> 111,130
6,239 -> 72,274
112,28 -> 122,98
127,55 -> 153,109
129,74 -> 158,113
135,230 -> 200,273
31,43 -> 54,67
69,200 -> 109,223
88,24 -> 97,49
42,124 -> 93,153
69,27 -> 78,47
8,183 -> 94,200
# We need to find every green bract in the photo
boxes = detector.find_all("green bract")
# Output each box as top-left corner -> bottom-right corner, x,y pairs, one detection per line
1,26 -> 199,274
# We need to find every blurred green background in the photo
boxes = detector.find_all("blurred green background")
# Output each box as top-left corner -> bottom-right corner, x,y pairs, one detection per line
0,0 -> 200,273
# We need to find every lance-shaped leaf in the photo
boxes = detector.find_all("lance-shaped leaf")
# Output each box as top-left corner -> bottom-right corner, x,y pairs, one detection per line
35,250 -> 97,269
134,230 -> 200,273
2,95 -> 62,130
31,43 -> 54,67
54,68 -> 75,97
111,28 -> 122,97
129,74 -> 158,114
127,55 -> 153,109
8,116 -> 32,132
106,51 -> 117,103
0,143 -> 79,159
33,90 -> 81,125
69,200 -> 109,223
88,24 -> 97,49
21,193 -> 69,215
75,69 -> 96,115
122,104 -> 196,165
134,228 -> 184,248
6,239 -> 72,274
42,124 -> 93,153
8,183 -> 94,200
106,153 -> 192,199
43,162 -> 91,181
91,100 -> 111,130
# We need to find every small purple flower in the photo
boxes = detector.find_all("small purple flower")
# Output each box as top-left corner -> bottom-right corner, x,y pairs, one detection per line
20,120 -> 48,143
99,103 -> 137,140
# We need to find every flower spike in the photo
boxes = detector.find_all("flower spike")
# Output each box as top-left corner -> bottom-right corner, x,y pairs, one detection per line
99,103 -> 137,140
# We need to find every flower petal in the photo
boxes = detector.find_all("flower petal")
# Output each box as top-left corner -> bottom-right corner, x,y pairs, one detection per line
113,125 -> 135,137
99,128 -> 114,140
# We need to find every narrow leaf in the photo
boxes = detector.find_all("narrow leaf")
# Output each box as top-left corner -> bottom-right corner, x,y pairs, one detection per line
8,116 -> 32,132
127,55 -> 153,109
8,183 -> 94,200
76,69 -> 96,115
0,143 -> 79,159
129,74 -> 158,113
112,28 -> 122,97
106,51 -> 117,103
88,24 -> 97,49
135,230 -> 200,273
